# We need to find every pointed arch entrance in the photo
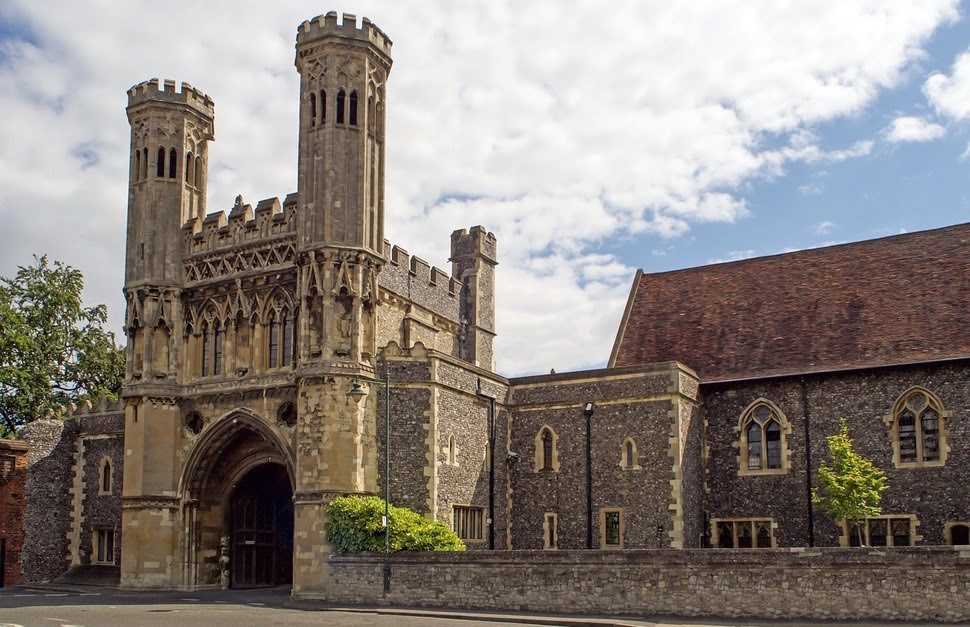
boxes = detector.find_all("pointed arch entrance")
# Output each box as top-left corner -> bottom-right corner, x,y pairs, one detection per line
179,409 -> 295,589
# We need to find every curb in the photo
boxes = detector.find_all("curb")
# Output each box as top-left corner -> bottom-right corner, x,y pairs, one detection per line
284,599 -> 649,626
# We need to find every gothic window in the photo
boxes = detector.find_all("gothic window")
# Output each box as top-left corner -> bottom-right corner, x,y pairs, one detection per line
349,90 -> 358,126
544,513 -> 558,549
447,434 -> 457,464
367,95 -> 375,132
336,89 -> 346,124
844,516 -> 916,547
156,147 -> 165,178
738,400 -> 790,475
948,523 -> 970,546
186,151 -> 194,184
268,313 -> 280,368
309,92 -> 316,127
169,148 -> 177,178
320,89 -> 327,122
195,155 -> 204,188
620,437 -> 640,470
534,425 -> 559,472
600,509 -> 623,549
712,519 -> 775,548
213,322 -> 223,375
282,311 -> 294,367
887,388 -> 949,468
141,147 -> 148,180
201,325 -> 211,376
100,459 -> 112,494
134,150 -> 141,182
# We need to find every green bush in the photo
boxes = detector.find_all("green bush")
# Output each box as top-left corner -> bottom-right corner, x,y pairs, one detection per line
326,495 -> 466,553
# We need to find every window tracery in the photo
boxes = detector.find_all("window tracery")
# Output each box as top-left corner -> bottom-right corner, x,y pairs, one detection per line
885,388 -> 950,468
737,399 -> 790,475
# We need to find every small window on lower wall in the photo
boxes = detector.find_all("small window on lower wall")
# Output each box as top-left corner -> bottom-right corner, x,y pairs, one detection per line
712,518 -> 775,548
947,523 -> 970,546
543,512 -> 558,549
453,505 -> 484,542
94,528 -> 115,564
842,515 -> 917,547
599,508 -> 624,549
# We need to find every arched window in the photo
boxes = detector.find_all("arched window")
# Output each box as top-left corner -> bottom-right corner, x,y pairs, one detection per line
141,147 -> 148,180
367,96 -> 375,131
134,150 -> 141,182
336,89 -> 346,124
200,325 -> 211,376
309,92 -> 316,127
282,310 -> 294,366
100,459 -> 111,494
738,400 -> 789,475
320,89 -> 327,122
448,434 -> 457,464
156,147 -> 165,178
349,90 -> 358,126
620,437 -> 640,470
887,388 -> 949,467
268,312 -> 280,368
534,426 -> 559,472
213,322 -> 223,375
195,155 -> 204,189
186,151 -> 194,184
169,148 -> 177,178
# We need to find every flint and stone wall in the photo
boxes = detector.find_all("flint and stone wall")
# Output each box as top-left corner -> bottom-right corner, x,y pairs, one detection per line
76,414 -> 125,566
704,360 -> 970,547
322,548 -> 970,623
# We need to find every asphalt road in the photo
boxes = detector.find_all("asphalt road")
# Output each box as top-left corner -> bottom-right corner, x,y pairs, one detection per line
0,587 -> 547,627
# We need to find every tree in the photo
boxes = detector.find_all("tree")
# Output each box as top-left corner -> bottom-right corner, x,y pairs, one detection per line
812,419 -> 888,547
0,256 -> 125,436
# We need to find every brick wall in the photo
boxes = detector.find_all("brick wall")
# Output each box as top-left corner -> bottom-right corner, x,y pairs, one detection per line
321,547 -> 970,623
703,360 -> 970,547
0,440 -> 27,586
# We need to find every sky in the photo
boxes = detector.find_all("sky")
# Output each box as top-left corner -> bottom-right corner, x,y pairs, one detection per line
0,1 -> 968,377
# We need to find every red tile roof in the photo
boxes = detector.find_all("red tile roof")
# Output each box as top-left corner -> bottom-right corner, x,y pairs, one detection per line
609,223 -> 970,381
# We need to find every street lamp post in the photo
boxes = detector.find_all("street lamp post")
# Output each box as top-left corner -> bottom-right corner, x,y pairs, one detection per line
348,367 -> 392,592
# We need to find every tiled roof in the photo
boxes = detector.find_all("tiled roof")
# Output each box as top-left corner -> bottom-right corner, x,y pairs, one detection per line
609,223 -> 970,381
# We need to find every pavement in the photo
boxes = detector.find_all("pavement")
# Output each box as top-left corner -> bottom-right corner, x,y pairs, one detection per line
0,584 -> 954,627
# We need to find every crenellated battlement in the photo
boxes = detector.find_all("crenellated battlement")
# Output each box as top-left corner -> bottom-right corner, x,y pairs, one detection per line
378,239 -> 462,322
450,225 -> 498,264
296,11 -> 392,58
47,397 -> 126,421
127,78 -> 214,117
183,193 -> 298,256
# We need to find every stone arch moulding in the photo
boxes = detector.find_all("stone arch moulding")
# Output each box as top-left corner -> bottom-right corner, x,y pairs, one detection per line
883,385 -> 952,468
178,407 -> 296,501
735,397 -> 793,476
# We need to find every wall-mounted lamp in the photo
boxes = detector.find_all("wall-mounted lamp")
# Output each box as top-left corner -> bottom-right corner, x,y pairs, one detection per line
347,376 -> 368,402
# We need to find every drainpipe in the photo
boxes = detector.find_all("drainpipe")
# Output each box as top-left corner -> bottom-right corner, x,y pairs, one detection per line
583,402 -> 596,549
801,376 -> 815,547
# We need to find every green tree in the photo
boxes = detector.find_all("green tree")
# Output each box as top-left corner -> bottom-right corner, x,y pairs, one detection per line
812,419 -> 888,546
326,495 -> 466,552
0,256 -> 125,436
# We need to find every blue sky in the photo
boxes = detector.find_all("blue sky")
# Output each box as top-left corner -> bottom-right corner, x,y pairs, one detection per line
0,1 -> 968,376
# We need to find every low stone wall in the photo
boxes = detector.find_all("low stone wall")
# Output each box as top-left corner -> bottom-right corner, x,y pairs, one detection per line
313,548 -> 970,623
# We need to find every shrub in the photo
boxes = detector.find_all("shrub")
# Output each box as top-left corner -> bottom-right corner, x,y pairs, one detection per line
326,495 -> 466,553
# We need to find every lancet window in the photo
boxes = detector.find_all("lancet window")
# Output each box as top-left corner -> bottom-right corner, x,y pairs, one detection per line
888,388 -> 948,467
738,400 -> 790,475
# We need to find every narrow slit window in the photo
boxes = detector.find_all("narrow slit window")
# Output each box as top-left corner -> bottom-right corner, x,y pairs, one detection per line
542,430 -> 553,470
349,90 -> 358,125
169,148 -> 177,178
195,156 -> 204,189
213,323 -> 223,375
268,314 -> 279,368
282,311 -> 294,366
186,151 -> 194,184
201,326 -> 211,376
101,461 -> 111,493
310,92 -> 316,127
142,147 -> 148,180
321,89 -> 327,122
135,150 -> 141,182
336,90 -> 346,124
156,147 -> 165,178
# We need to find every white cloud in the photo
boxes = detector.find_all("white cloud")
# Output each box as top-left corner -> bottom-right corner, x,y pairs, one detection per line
0,0 -> 959,375
882,115 -> 946,142
925,48 -> 970,119
708,250 -> 757,264
813,221 -> 836,235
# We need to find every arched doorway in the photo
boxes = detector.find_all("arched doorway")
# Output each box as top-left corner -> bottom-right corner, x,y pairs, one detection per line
179,409 -> 297,589
229,463 -> 293,588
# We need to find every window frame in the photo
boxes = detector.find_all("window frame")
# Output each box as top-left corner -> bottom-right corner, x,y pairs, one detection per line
543,512 -> 558,550
98,457 -> 112,495
711,518 -> 776,548
737,399 -> 791,476
452,504 -> 485,543
94,527 -> 115,565
599,508 -> 624,549
884,387 -> 951,469
840,515 -> 919,547
533,425 -> 560,473
945,522 -> 970,546
619,437 -> 641,471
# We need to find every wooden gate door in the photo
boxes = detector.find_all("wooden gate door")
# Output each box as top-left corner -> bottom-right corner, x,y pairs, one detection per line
231,494 -> 278,588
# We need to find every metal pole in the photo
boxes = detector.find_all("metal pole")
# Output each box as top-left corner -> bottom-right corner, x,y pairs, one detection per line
383,366 -> 391,593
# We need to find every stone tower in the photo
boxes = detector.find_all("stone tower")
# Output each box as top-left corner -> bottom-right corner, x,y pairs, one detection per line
291,12 -> 392,594
121,80 -> 215,588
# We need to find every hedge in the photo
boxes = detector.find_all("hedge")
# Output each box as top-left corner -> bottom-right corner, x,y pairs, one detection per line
326,495 -> 466,553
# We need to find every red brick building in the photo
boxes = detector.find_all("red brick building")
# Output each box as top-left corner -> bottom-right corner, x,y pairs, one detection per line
0,440 -> 27,586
